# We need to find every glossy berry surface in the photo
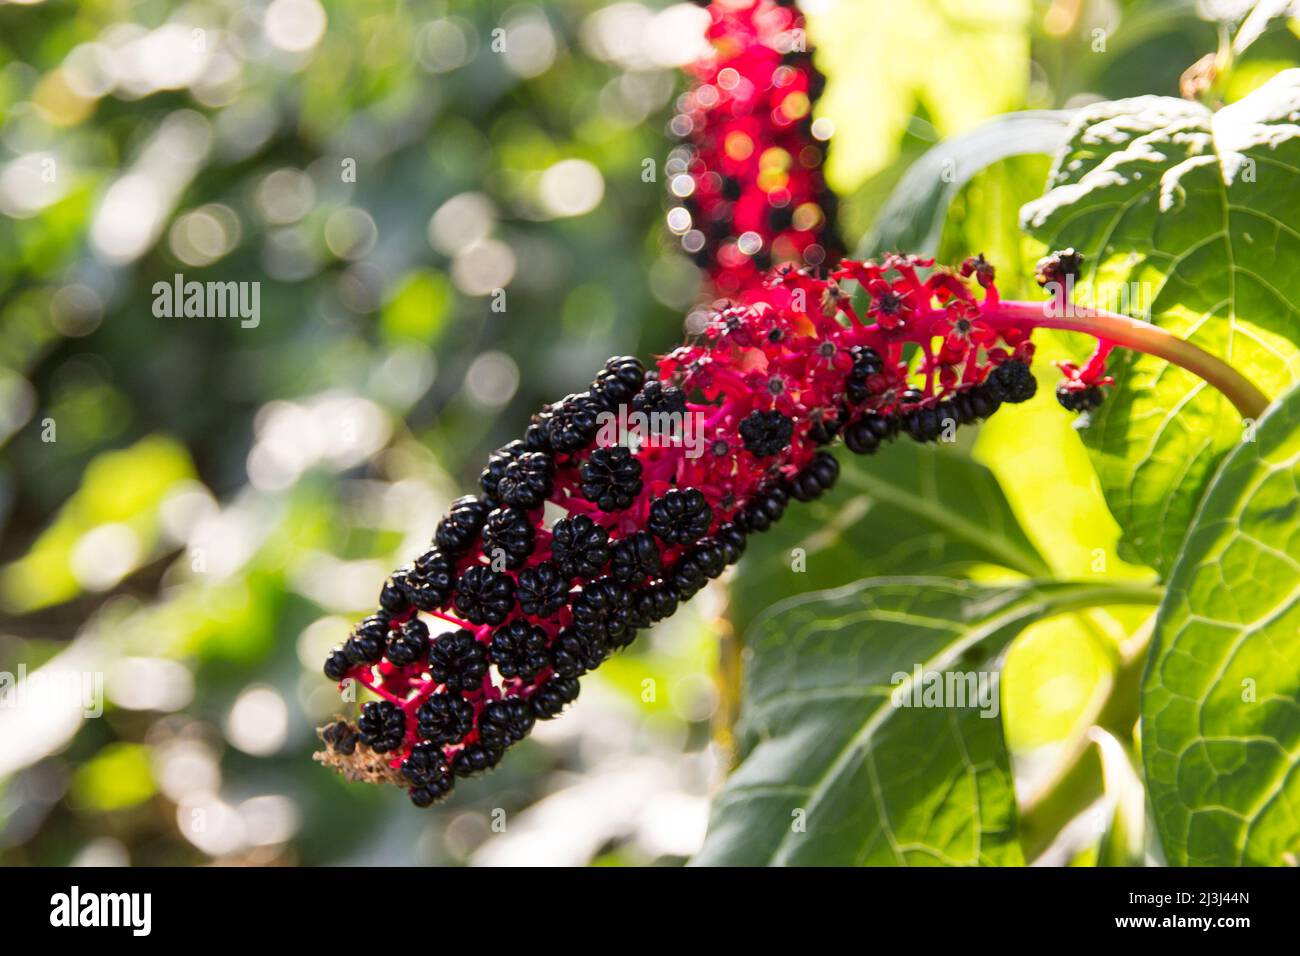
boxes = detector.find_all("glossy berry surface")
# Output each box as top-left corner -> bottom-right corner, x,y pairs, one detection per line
496,451 -> 555,510
488,620 -> 551,682
435,496 -> 492,556
357,700 -> 405,754
609,531 -> 662,584
739,409 -> 795,457
648,488 -> 714,545
415,692 -> 475,747
592,355 -> 646,406
580,446 -> 643,512
453,566 -> 516,626
427,629 -> 489,693
515,561 -> 570,618
481,506 -> 536,570
385,618 -> 430,667
549,513 -> 611,580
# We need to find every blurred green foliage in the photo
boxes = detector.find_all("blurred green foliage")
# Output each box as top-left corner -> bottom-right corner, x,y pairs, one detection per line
0,0 -> 1295,867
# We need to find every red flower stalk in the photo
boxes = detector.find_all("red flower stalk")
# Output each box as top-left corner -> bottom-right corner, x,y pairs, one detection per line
315,248 -> 1267,807
667,0 -> 842,295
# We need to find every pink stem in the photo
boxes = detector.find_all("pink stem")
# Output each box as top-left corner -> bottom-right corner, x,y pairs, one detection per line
977,301 -> 1270,419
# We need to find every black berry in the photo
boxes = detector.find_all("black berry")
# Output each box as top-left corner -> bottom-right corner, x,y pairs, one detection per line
629,581 -> 678,628
451,742 -> 503,777
497,451 -> 555,510
488,620 -> 551,681
323,648 -> 350,681
1057,382 -> 1104,412
716,522 -> 747,564
739,409 -> 794,457
592,355 -> 646,406
477,698 -> 536,751
571,578 -> 634,646
735,483 -> 787,533
788,450 -> 840,502
428,629 -> 489,693
631,380 -> 687,425
380,569 -> 413,614
580,446 -> 643,512
402,741 -> 454,806
531,675 -> 580,719
985,360 -> 1037,404
967,383 -> 1001,418
321,720 -> 358,756
543,392 -> 604,454
343,614 -> 390,665
481,506 -> 536,570
407,549 -> 455,610
357,700 -> 405,753
807,407 -> 845,445
845,346 -> 884,404
550,514 -> 611,580
671,552 -> 709,600
902,403 -> 943,443
648,488 -> 712,544
415,691 -> 474,746
550,627 -> 608,677
453,566 -> 516,625
385,617 -> 430,667
479,440 -> 527,501
609,530 -> 662,583
516,561 -> 569,618
435,496 -> 493,556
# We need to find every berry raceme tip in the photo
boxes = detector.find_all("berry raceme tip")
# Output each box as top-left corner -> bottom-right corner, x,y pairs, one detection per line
317,252 -> 1111,808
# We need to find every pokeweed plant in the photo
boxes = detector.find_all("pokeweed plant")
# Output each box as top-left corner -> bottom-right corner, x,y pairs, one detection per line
317,0 -> 1300,868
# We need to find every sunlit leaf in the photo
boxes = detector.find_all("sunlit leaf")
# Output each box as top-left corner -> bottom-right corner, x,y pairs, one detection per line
1143,381 -> 1300,866
810,0 -> 1031,193
695,577 -> 1162,866
1021,70 -> 1300,574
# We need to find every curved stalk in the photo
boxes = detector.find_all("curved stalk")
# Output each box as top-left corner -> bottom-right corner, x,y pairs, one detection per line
987,300 -> 1271,420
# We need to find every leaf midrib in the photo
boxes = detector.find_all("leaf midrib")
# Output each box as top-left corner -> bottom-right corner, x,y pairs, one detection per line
841,467 -> 1049,578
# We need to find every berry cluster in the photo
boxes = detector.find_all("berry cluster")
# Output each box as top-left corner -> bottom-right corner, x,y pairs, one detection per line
316,0 -> 1128,807
669,0 -> 842,295
318,250 -> 1068,806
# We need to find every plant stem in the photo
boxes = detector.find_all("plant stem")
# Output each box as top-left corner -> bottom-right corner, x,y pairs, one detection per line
988,300 -> 1271,419
1018,613 -> 1157,862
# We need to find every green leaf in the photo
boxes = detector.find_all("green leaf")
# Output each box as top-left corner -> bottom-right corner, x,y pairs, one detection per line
1021,69 -> 1300,575
809,0 -> 1031,193
861,111 -> 1074,259
728,441 -> 1050,639
695,577 -> 1163,866
1142,382 -> 1300,866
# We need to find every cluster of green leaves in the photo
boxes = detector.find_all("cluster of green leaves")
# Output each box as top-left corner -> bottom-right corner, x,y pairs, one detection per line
699,10 -> 1300,867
